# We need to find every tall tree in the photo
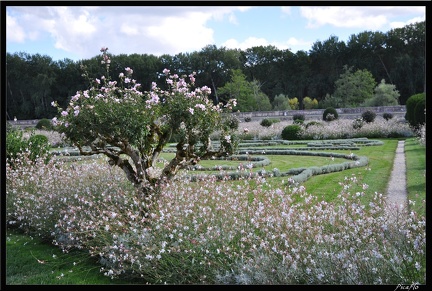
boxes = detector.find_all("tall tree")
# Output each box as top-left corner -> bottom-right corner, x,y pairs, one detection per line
196,45 -> 242,104
346,31 -> 388,82
308,35 -> 347,100
240,45 -> 285,103
363,79 -> 400,106
218,69 -> 254,112
333,65 -> 377,107
386,21 -> 425,104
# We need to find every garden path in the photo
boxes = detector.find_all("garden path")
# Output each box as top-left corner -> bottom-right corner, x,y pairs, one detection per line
385,140 -> 408,220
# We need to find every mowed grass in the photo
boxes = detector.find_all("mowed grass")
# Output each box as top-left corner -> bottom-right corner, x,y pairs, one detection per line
5,231 -> 138,285
404,137 -> 426,215
6,137 -> 426,285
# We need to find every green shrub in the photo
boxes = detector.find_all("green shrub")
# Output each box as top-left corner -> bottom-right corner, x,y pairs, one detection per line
27,134 -> 51,163
260,119 -> 273,127
268,118 -> 280,124
323,107 -> 338,121
361,110 -> 376,123
35,118 -> 53,130
293,119 -> 304,125
281,125 -> 302,140
413,98 -> 426,128
6,127 -> 25,162
292,113 -> 305,122
6,129 -> 52,167
383,113 -> 393,120
405,93 -> 425,127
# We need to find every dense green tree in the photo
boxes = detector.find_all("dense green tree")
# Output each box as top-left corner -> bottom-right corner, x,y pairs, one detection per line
292,50 -> 313,109
52,58 -> 86,112
272,94 -> 291,111
6,52 -> 29,120
6,52 -> 59,119
319,94 -> 343,109
308,35 -> 348,101
346,31 -> 389,82
363,79 -> 400,106
195,45 -> 242,104
386,21 -> 425,104
241,45 -> 285,103
251,80 -> 272,111
272,49 -> 297,97
333,65 -> 377,107
218,69 -> 255,112
302,96 -> 319,109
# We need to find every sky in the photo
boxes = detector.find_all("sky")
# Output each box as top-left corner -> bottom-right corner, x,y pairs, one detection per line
5,4 -> 427,62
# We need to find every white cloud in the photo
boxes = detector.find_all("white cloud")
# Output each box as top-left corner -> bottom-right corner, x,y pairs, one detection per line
223,37 -> 269,50
39,7 -> 98,54
6,6 -> 248,59
300,6 -> 425,30
144,12 -> 215,55
286,37 -> 312,50
6,15 -> 26,42
389,16 -> 425,29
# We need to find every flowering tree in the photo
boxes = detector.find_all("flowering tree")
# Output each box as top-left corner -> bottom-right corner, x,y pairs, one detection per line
52,47 -> 238,196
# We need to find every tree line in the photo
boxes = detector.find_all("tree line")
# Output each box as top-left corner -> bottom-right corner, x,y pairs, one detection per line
6,21 -> 425,120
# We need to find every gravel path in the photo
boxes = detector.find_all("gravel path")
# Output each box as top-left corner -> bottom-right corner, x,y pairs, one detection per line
385,140 -> 408,220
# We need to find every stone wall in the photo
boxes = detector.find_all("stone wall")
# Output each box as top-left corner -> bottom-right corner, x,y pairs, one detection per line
233,105 -> 406,121
7,106 -> 407,129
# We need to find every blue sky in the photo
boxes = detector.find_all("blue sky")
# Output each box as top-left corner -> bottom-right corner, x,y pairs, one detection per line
5,5 -> 426,62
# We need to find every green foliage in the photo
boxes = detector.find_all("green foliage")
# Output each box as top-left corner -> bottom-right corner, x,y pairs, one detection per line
288,97 -> 299,110
383,113 -> 394,120
218,69 -> 271,112
272,94 -> 291,110
35,118 -> 53,130
6,127 -> 25,162
319,94 -> 342,109
302,96 -> 319,109
292,113 -> 305,122
6,128 -> 51,166
251,80 -> 272,111
361,110 -> 377,123
260,119 -> 273,127
363,79 -> 400,106
281,124 -> 302,140
27,134 -> 50,161
413,98 -> 426,127
405,93 -> 425,127
323,107 -> 339,121
333,65 -> 377,107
